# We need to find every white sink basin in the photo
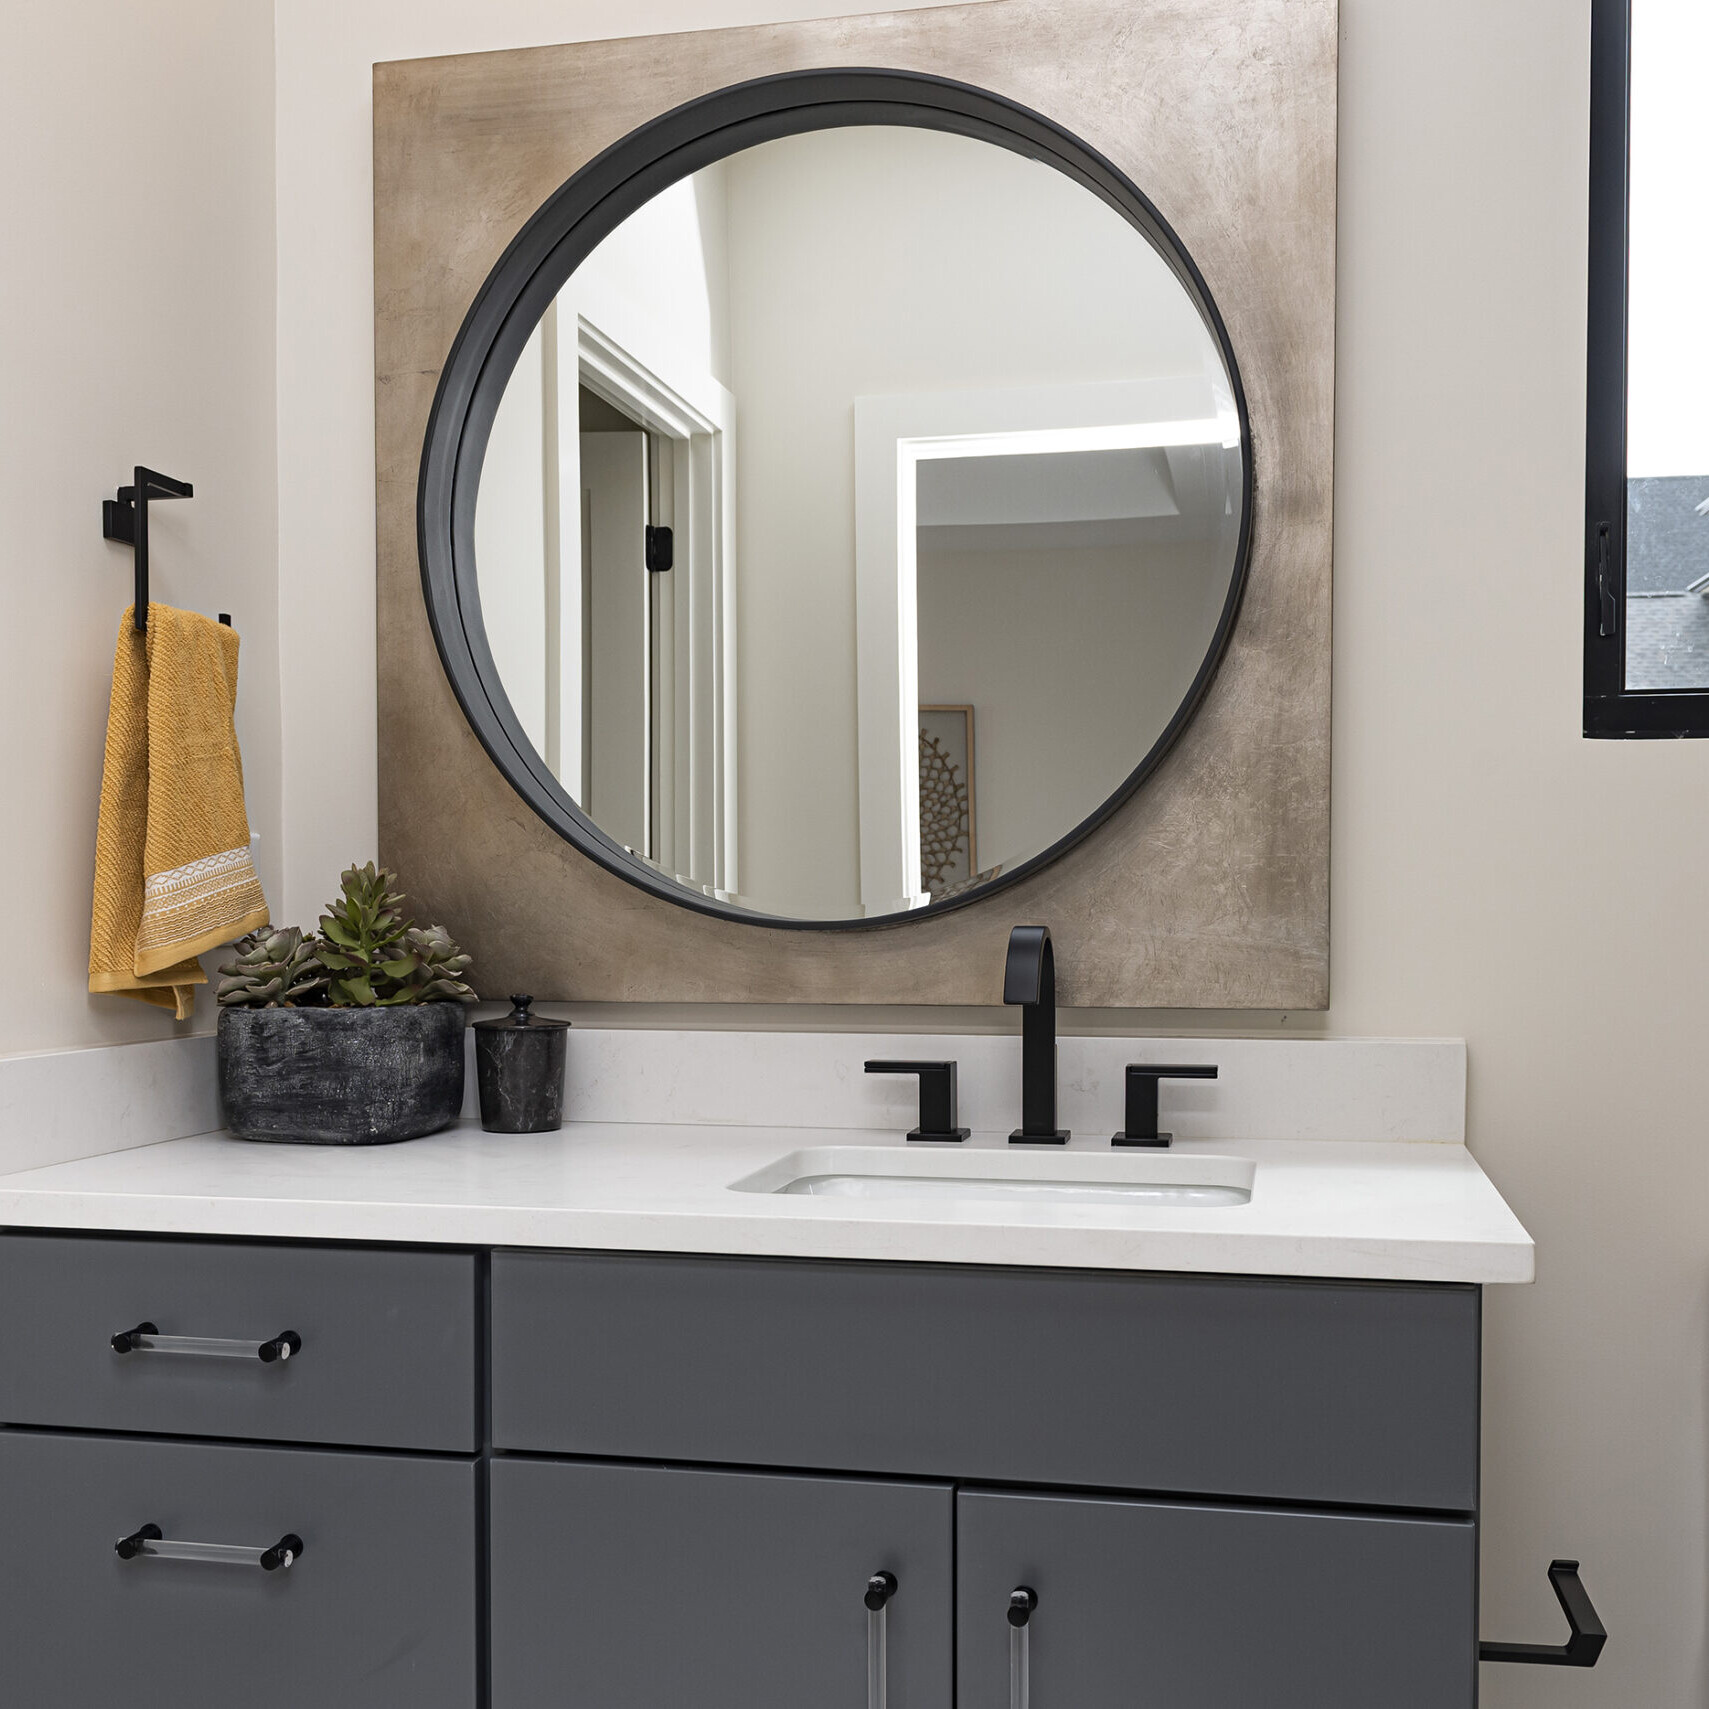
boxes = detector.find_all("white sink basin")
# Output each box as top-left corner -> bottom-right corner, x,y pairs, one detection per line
729,1146 -> 1253,1209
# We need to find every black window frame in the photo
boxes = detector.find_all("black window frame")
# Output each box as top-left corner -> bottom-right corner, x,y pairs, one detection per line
1584,0 -> 1709,736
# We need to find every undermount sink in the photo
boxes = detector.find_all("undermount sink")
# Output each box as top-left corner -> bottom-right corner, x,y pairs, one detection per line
729,1146 -> 1254,1209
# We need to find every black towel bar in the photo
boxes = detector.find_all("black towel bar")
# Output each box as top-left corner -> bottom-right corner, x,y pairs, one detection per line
102,466 -> 193,633
1480,1559 -> 1606,1667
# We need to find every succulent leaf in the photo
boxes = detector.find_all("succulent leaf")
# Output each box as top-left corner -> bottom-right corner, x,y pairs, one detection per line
314,865 -> 476,1007
215,927 -> 327,1008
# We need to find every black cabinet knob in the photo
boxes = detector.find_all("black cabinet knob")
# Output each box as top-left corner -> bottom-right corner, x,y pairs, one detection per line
864,1061 -> 970,1143
1112,1064 -> 1218,1147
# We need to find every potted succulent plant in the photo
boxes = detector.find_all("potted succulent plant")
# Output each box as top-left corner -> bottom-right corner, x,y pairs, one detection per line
215,864 -> 476,1144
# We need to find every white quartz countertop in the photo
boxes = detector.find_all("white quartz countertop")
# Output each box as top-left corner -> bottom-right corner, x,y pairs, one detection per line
0,1119 -> 1534,1284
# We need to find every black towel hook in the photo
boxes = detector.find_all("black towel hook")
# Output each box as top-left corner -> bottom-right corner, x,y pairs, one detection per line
103,466 -> 193,633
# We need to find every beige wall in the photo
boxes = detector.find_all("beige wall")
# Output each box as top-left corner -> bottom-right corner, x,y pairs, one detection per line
1334,5 -> 1707,1698
0,0 -> 279,1060
180,0 -> 1709,1701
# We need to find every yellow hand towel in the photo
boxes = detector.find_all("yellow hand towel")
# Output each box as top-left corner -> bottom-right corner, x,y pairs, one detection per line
88,604 -> 270,1020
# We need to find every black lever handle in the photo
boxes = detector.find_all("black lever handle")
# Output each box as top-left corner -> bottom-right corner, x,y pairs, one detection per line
865,1571 -> 898,1611
1112,1064 -> 1218,1147
1480,1560 -> 1606,1667
1007,1586 -> 1038,1628
864,1061 -> 969,1143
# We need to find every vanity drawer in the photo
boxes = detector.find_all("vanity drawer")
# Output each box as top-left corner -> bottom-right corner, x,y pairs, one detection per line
0,1429 -> 477,1709
0,1233 -> 478,1451
492,1252 -> 1480,1511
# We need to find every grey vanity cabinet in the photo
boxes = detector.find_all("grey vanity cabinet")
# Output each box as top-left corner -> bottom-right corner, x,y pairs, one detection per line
487,1253 -> 1484,1709
490,1459 -> 955,1709
0,1234 -> 1486,1707
956,1488 -> 1477,1709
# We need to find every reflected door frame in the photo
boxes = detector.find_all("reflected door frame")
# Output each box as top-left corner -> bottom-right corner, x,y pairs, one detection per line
557,312 -> 740,898
852,376 -> 1237,917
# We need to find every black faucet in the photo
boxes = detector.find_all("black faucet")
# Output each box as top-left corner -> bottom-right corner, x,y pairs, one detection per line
1004,926 -> 1069,1144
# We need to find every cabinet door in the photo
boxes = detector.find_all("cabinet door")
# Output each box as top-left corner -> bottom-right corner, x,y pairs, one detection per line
491,1459 -> 953,1709
0,1429 -> 477,1709
957,1488 -> 1475,1709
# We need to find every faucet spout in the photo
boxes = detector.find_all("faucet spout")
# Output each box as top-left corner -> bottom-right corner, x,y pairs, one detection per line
1003,926 -> 1069,1144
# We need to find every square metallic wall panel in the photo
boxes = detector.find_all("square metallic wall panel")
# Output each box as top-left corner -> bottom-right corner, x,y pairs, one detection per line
374,0 -> 1336,1007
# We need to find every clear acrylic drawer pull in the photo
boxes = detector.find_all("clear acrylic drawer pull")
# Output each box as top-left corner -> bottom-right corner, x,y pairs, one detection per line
865,1571 -> 897,1709
1008,1587 -> 1037,1709
116,1524 -> 304,1571
111,1321 -> 302,1363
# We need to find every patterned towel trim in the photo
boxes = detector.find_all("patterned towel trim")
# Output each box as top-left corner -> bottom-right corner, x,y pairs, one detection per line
136,844 -> 269,971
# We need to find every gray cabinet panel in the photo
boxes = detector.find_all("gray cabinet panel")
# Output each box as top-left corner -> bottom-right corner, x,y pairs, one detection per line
0,1233 -> 478,1450
0,1429 -> 478,1709
957,1487 -> 1476,1709
492,1251 -> 1478,1509
491,1458 -> 953,1709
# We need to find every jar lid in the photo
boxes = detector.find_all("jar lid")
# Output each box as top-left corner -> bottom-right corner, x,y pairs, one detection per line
473,994 -> 570,1032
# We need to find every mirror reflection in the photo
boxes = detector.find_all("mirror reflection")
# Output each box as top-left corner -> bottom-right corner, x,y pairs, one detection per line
474,124 -> 1245,921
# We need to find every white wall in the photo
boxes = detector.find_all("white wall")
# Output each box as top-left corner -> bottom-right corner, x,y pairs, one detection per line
272,2 -> 1708,1702
0,0 -> 279,1062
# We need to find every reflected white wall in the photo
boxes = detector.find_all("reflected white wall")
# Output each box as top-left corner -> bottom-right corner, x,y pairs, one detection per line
474,322 -> 548,754
722,125 -> 1220,917
916,539 -> 1215,867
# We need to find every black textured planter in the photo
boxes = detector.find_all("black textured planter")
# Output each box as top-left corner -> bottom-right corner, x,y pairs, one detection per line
217,1004 -> 467,1144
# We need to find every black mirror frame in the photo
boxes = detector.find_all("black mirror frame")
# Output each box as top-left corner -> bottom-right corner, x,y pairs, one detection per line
1584,0 -> 1709,738
416,66 -> 1254,928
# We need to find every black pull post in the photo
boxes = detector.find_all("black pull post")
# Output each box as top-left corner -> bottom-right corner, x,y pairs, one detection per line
114,1524 -> 163,1560
1113,1064 -> 1219,1147
864,1061 -> 969,1142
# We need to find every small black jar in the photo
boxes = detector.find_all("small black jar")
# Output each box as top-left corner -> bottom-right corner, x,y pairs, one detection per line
474,996 -> 569,1133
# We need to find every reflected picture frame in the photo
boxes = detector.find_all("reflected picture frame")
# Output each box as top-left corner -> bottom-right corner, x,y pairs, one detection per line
919,704 -> 977,896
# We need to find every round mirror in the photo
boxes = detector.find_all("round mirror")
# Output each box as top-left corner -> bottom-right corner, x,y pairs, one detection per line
423,72 -> 1250,926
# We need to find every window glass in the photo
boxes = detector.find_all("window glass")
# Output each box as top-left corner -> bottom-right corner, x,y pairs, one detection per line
1624,0 -> 1709,689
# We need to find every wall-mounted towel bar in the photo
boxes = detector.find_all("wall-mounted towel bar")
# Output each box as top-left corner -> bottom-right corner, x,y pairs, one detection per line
102,466 -> 209,634
1480,1559 -> 1606,1667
